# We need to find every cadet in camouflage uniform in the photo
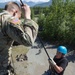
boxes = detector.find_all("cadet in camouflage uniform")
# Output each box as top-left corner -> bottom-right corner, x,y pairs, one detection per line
0,2 -> 38,75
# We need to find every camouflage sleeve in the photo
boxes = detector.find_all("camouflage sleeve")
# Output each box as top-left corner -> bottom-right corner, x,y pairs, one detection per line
24,19 -> 38,44
6,19 -> 38,46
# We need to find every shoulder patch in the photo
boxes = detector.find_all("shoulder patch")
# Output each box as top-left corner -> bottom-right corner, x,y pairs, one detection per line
10,18 -> 21,25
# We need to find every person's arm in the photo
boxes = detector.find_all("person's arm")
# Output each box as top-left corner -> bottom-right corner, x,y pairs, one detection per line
49,58 -> 67,73
5,15 -> 38,46
6,18 -> 38,46
54,58 -> 68,73
21,4 -> 31,19
53,64 -> 63,73
5,4 -> 38,46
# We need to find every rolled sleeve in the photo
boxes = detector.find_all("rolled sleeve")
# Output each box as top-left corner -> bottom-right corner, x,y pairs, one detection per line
24,19 -> 38,44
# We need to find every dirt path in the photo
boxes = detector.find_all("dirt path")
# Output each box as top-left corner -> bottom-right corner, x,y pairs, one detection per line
12,41 -> 75,75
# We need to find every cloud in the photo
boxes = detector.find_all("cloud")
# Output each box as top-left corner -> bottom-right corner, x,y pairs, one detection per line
26,0 -> 50,2
0,0 -> 50,3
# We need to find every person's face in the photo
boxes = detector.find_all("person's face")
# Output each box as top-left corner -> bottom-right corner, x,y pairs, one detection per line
12,9 -> 21,19
55,51 -> 63,59
15,11 -> 21,19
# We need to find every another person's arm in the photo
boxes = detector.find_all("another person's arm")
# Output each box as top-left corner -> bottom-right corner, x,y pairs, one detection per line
6,4 -> 38,46
53,64 -> 63,73
21,4 -> 31,19
49,57 -> 68,73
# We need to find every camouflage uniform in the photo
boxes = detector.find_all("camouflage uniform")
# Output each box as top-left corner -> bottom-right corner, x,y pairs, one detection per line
0,10 -> 38,75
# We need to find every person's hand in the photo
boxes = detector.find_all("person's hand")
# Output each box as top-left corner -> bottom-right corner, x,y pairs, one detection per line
21,4 -> 31,19
48,57 -> 56,66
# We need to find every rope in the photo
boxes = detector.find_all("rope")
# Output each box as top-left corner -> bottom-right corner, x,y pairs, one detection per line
11,54 -> 16,75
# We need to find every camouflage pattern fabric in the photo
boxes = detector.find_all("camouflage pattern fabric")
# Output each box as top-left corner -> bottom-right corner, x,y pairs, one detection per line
0,10 -> 38,75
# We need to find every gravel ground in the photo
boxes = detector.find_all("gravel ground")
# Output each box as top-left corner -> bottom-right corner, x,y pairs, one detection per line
12,41 -> 75,75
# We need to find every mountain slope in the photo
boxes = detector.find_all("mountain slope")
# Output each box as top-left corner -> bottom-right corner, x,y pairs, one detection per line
34,0 -> 52,7
0,1 -> 44,8
0,0 -> 52,8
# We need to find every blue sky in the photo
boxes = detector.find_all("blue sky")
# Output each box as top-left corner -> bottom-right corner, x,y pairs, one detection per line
0,0 -> 50,3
